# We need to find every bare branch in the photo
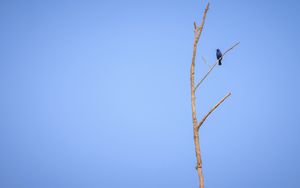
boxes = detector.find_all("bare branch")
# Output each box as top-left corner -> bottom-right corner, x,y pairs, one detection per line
197,92 -> 231,130
195,62 -> 217,91
194,42 -> 240,91
194,22 -> 197,30
189,3 -> 238,188
223,42 -> 240,56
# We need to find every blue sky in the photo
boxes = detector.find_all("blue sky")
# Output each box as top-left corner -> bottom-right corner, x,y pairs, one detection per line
0,0 -> 300,188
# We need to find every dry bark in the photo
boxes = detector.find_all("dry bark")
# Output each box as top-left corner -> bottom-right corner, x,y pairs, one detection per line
190,4 -> 209,188
189,3 -> 239,188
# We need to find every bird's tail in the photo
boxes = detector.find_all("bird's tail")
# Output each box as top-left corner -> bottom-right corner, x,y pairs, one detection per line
218,60 -> 222,65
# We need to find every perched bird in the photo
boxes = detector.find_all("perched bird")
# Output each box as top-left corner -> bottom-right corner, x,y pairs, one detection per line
216,49 -> 222,65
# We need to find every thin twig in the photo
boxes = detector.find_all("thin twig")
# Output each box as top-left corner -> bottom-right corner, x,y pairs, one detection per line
201,56 -> 211,68
197,92 -> 231,129
223,42 -> 240,56
194,42 -> 240,91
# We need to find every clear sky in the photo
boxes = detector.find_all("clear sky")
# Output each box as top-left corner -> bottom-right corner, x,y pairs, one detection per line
0,0 -> 300,188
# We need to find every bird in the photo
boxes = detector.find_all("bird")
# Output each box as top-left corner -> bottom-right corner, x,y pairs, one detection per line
216,49 -> 222,65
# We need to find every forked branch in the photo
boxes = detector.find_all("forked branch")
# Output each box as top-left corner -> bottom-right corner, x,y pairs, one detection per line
194,3 -> 210,44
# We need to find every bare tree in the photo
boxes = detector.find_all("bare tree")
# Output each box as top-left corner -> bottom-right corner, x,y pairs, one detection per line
190,2 -> 239,188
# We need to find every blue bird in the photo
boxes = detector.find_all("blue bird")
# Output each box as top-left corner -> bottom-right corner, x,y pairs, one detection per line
216,49 -> 222,65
